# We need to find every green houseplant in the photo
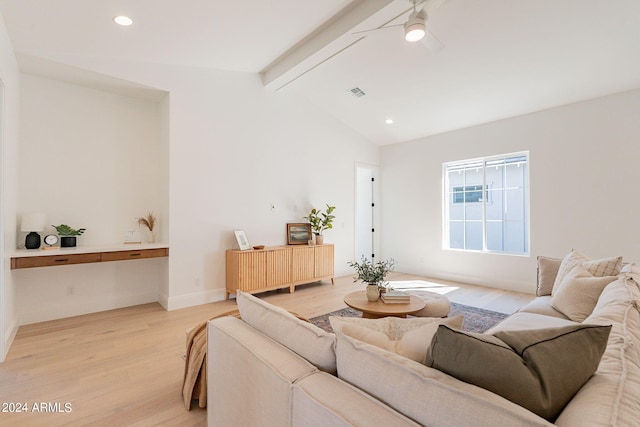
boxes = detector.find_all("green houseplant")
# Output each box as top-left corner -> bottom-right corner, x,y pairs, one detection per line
303,204 -> 336,245
347,256 -> 396,301
52,224 -> 86,248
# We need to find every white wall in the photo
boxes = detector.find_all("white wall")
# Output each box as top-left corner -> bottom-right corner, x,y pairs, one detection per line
156,67 -> 379,309
0,13 -> 20,360
380,89 -> 640,294
14,60 -> 379,315
15,74 -> 169,324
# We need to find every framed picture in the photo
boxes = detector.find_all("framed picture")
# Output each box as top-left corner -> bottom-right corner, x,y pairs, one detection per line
234,230 -> 251,250
287,223 -> 312,245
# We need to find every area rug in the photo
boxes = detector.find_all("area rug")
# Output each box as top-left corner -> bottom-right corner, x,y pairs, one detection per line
310,302 -> 508,334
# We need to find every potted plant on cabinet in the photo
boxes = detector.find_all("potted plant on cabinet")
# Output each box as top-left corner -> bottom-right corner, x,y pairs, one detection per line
347,256 -> 396,302
52,224 -> 86,248
303,204 -> 336,245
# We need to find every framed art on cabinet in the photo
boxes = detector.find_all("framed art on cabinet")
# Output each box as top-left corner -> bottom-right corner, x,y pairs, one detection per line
287,223 -> 312,245
234,230 -> 251,250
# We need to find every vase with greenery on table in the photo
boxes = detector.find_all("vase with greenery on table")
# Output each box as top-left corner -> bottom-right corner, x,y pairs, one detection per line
347,256 -> 396,302
52,224 -> 86,248
303,204 -> 336,245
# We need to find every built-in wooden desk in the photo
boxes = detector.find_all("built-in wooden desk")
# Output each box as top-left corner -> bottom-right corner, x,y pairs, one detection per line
10,243 -> 169,269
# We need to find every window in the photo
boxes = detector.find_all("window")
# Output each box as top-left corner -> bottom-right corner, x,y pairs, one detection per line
443,152 -> 529,255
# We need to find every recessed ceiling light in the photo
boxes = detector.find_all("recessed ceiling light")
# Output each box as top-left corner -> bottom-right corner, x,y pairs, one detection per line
385,119 -> 394,125
113,15 -> 133,26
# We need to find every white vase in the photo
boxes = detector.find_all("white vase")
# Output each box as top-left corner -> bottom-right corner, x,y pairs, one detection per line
366,284 -> 380,302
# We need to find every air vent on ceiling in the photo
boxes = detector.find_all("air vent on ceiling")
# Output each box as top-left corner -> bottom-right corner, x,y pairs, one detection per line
348,86 -> 366,98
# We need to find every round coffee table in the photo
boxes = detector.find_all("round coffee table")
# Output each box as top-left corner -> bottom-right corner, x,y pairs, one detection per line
344,290 -> 426,319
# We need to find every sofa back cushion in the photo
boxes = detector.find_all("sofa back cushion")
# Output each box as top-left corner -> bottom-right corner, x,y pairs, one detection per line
555,275 -> 640,426
424,324 -> 611,421
236,290 -> 337,373
537,256 -> 562,296
335,332 -> 553,427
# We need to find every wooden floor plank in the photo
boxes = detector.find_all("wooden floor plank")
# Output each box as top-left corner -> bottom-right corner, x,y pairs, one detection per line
0,272 -> 533,426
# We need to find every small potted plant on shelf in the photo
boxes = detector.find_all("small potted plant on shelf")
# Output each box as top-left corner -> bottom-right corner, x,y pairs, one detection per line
52,224 -> 86,248
303,204 -> 336,245
347,256 -> 396,302
137,212 -> 157,243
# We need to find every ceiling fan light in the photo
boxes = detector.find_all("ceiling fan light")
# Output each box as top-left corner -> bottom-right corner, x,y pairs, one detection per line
404,15 -> 426,42
113,15 -> 133,26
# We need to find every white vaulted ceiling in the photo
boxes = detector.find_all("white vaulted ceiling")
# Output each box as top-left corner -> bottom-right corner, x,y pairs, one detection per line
1,0 -> 639,144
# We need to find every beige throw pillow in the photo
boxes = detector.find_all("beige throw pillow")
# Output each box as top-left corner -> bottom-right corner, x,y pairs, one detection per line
551,266 -> 617,322
552,251 -> 622,295
536,256 -> 562,296
329,315 -> 463,363
236,290 -> 337,373
424,324 -> 611,421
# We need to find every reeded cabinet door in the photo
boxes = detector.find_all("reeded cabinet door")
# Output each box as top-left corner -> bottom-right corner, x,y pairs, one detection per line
291,246 -> 315,282
314,244 -> 334,279
266,248 -> 291,287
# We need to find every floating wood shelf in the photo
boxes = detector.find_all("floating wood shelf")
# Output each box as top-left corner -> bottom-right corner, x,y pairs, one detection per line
10,244 -> 169,269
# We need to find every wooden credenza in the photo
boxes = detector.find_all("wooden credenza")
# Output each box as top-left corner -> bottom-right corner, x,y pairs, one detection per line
226,244 -> 334,299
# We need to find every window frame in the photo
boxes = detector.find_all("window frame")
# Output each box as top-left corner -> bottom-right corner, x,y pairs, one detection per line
442,151 -> 530,256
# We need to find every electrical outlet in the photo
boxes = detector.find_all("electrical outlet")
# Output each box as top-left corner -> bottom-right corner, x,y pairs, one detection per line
66,286 -> 75,296
194,278 -> 201,288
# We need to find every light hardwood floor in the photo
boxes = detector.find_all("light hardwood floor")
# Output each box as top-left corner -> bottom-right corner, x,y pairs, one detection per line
0,272 -> 534,426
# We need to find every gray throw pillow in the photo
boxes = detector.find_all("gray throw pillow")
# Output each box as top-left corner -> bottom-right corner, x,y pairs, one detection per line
424,324 -> 611,421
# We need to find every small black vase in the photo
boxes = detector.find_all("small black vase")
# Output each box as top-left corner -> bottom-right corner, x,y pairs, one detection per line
25,232 -> 41,249
60,236 -> 77,247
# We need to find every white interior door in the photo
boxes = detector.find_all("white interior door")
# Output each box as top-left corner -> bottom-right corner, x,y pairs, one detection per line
355,164 -> 379,261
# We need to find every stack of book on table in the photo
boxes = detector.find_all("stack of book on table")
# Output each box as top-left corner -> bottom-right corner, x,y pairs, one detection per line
381,291 -> 410,304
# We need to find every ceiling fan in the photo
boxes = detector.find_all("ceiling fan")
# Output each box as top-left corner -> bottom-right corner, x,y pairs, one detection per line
352,0 -> 448,52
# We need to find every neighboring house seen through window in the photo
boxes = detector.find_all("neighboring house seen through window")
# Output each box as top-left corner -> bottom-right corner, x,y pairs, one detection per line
443,152 -> 529,255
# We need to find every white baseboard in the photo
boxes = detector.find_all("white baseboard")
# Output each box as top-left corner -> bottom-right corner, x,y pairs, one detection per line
1,319 -> 19,362
165,289 -> 227,311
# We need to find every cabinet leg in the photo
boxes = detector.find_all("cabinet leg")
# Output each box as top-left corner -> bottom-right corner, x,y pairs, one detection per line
331,277 -> 335,285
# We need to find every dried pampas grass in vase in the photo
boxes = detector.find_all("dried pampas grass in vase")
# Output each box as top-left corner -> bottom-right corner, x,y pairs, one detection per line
137,212 -> 157,243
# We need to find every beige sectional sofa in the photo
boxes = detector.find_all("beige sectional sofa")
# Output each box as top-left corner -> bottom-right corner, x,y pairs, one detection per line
207,254 -> 640,426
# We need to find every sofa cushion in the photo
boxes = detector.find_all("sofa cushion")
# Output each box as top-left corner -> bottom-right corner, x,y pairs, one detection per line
552,250 -> 622,294
335,333 -> 553,427
485,311 -> 577,335
329,315 -> 463,363
424,324 -> 611,421
551,265 -> 617,322
292,372 -> 421,427
555,276 -> 640,427
236,290 -> 337,373
515,296 -> 569,319
536,256 -> 562,296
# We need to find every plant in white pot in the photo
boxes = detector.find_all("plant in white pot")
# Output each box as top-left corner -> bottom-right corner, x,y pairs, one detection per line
52,224 -> 86,248
348,256 -> 396,302
303,204 -> 336,245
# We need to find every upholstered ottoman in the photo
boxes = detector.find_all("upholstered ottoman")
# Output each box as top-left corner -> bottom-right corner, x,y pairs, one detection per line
404,290 -> 451,317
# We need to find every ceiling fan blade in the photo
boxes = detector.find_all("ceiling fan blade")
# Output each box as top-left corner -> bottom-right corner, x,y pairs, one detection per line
421,28 -> 445,52
352,23 -> 403,36
418,0 -> 448,15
